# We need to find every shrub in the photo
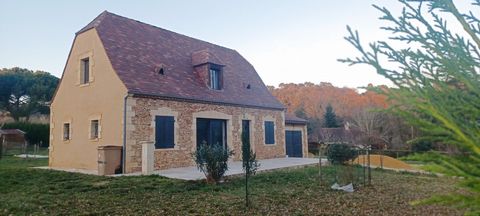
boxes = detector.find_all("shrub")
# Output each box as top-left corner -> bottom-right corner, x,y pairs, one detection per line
1,122 -> 49,147
326,144 -> 356,165
411,140 -> 434,152
192,143 -> 233,184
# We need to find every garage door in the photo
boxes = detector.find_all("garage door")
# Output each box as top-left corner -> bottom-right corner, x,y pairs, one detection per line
285,130 -> 302,157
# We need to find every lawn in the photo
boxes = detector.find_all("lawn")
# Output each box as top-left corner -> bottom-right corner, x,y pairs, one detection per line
0,157 -> 462,215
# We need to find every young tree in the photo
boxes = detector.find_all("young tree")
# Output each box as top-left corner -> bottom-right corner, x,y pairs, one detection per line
340,0 -> 480,213
242,130 -> 259,207
323,104 -> 339,128
192,143 -> 234,184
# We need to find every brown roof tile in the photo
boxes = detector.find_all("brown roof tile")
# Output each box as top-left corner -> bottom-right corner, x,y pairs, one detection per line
80,11 -> 285,110
285,113 -> 308,124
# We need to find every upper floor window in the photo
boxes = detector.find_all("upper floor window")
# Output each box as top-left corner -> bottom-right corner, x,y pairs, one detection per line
209,67 -> 222,90
63,123 -> 71,141
80,58 -> 90,84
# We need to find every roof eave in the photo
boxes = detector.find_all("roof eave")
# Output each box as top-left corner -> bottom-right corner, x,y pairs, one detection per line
129,91 -> 285,111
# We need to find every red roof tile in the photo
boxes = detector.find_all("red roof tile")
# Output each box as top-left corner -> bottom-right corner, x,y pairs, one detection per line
79,11 -> 285,110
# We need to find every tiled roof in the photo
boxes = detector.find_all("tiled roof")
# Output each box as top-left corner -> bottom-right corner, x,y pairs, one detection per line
285,113 -> 308,124
78,11 -> 285,110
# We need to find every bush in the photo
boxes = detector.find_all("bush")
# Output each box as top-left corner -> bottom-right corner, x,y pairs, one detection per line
192,143 -> 233,184
411,140 -> 434,152
1,122 -> 49,147
326,144 -> 356,165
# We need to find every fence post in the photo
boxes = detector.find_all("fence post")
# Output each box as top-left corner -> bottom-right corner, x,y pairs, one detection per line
141,141 -> 155,174
367,146 -> 371,185
23,141 -> 28,160
0,135 -> 3,160
363,149 -> 366,186
318,143 -> 323,183
380,150 -> 383,169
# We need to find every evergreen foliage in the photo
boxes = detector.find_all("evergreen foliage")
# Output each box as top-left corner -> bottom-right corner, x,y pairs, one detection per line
241,130 -> 259,207
0,67 -> 58,121
341,0 -> 480,213
326,144 -> 356,165
192,143 -> 233,184
2,122 -> 49,147
323,104 -> 339,128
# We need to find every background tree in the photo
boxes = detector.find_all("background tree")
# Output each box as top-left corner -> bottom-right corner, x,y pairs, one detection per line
0,67 -> 59,121
323,104 -> 339,128
341,0 -> 480,213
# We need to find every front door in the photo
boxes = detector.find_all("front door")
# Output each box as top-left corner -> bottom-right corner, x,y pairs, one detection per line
242,120 -> 250,143
285,130 -> 303,157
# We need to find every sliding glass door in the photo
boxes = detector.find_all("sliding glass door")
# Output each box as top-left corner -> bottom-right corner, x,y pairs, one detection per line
196,118 -> 227,148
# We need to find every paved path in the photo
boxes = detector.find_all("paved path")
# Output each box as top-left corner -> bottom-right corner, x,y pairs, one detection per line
154,157 -> 323,180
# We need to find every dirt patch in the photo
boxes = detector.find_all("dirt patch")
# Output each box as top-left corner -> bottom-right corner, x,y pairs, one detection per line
353,154 -> 414,170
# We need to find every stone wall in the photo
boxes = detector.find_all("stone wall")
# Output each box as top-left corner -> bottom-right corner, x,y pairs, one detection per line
125,96 -> 285,173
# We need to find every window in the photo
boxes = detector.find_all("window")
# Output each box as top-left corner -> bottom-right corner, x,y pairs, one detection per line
209,67 -> 222,90
80,58 -> 90,84
264,121 -> 275,144
63,123 -> 70,141
90,120 -> 99,139
155,116 -> 175,149
196,118 -> 226,148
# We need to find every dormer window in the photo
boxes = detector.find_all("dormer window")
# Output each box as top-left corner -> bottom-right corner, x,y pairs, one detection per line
209,66 -> 222,90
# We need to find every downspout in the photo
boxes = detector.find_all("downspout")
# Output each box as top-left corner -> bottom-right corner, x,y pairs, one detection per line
122,93 -> 131,174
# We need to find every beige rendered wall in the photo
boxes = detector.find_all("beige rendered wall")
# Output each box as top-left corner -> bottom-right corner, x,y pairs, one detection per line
285,124 -> 309,157
49,29 -> 128,171
125,97 -> 286,173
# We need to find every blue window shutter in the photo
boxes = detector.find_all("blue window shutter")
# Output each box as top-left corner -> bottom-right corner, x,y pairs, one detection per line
265,121 -> 275,144
264,122 -> 268,144
164,116 -> 174,148
155,116 -> 175,149
271,122 -> 275,144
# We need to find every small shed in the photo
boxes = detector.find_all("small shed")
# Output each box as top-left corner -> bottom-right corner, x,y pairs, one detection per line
285,113 -> 308,158
0,129 -> 27,150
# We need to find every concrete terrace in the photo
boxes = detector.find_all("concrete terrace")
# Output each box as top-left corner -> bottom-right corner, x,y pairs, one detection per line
39,158 -> 323,180
154,157 -> 322,180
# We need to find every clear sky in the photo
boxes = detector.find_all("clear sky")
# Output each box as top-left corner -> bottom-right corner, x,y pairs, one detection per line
0,0 -> 472,88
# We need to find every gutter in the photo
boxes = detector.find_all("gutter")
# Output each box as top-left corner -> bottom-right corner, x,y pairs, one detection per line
122,93 -> 132,174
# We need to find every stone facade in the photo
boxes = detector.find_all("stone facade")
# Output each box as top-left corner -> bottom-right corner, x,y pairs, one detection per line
125,96 -> 286,173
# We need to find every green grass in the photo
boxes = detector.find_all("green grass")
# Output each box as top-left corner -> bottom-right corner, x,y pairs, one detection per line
2,146 -> 49,156
0,156 -> 463,215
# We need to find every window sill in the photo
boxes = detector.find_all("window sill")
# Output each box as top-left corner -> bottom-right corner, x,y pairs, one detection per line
79,83 -> 91,87
154,146 -> 177,151
264,143 -> 277,146
89,138 -> 100,142
63,140 -> 71,143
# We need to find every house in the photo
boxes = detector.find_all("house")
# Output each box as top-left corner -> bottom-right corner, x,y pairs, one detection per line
49,11 -> 308,174
308,123 -> 387,151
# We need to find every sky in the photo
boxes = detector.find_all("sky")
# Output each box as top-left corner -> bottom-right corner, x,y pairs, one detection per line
0,0 -> 473,89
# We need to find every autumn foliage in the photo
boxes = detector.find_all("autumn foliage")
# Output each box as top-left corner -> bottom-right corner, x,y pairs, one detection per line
268,82 -> 388,122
